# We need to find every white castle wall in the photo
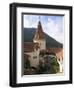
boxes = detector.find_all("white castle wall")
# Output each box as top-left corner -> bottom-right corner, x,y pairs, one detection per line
25,49 -> 40,68
33,39 -> 46,50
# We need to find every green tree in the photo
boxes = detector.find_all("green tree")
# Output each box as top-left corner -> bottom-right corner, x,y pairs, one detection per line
50,57 -> 60,73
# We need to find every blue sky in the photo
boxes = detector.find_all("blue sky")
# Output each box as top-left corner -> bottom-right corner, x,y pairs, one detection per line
23,15 -> 64,44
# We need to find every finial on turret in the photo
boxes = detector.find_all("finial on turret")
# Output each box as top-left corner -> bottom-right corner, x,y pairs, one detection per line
39,15 -> 40,21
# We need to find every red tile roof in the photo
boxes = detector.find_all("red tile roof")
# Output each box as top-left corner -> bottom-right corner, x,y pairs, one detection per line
40,48 -> 62,55
24,42 -> 40,52
48,48 -> 62,53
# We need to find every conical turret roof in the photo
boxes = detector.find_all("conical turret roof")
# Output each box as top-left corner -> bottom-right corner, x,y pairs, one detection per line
34,21 -> 45,40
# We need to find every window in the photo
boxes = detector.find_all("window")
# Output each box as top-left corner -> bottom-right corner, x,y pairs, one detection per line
33,56 -> 37,59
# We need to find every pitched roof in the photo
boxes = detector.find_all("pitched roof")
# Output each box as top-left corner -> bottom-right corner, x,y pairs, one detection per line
48,48 -> 62,53
33,21 -> 45,40
24,42 -> 39,52
40,48 -> 62,55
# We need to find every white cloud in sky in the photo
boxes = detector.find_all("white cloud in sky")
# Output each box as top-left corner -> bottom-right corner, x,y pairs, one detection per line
23,15 -> 39,28
23,15 -> 64,44
42,17 -> 64,44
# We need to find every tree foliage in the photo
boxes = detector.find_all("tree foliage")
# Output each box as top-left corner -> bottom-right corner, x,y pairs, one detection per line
50,57 -> 60,73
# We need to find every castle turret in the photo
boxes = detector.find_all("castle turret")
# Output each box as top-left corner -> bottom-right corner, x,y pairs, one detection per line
33,21 -> 46,50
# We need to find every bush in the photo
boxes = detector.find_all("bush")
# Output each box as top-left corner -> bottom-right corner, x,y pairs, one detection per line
50,57 -> 60,73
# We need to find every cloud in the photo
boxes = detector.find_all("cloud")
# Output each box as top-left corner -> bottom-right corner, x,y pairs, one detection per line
23,15 -> 64,44
42,17 -> 64,44
23,15 -> 39,28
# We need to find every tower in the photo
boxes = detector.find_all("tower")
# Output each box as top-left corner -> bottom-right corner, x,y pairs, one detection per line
33,21 -> 46,50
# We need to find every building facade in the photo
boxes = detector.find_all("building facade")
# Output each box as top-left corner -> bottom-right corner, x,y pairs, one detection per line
24,21 -> 63,73
24,21 -> 46,68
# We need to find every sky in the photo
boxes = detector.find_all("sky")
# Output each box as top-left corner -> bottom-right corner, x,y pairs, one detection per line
23,15 -> 64,44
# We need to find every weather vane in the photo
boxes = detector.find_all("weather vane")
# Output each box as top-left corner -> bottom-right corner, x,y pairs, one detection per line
39,15 -> 40,21
38,15 -> 41,22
